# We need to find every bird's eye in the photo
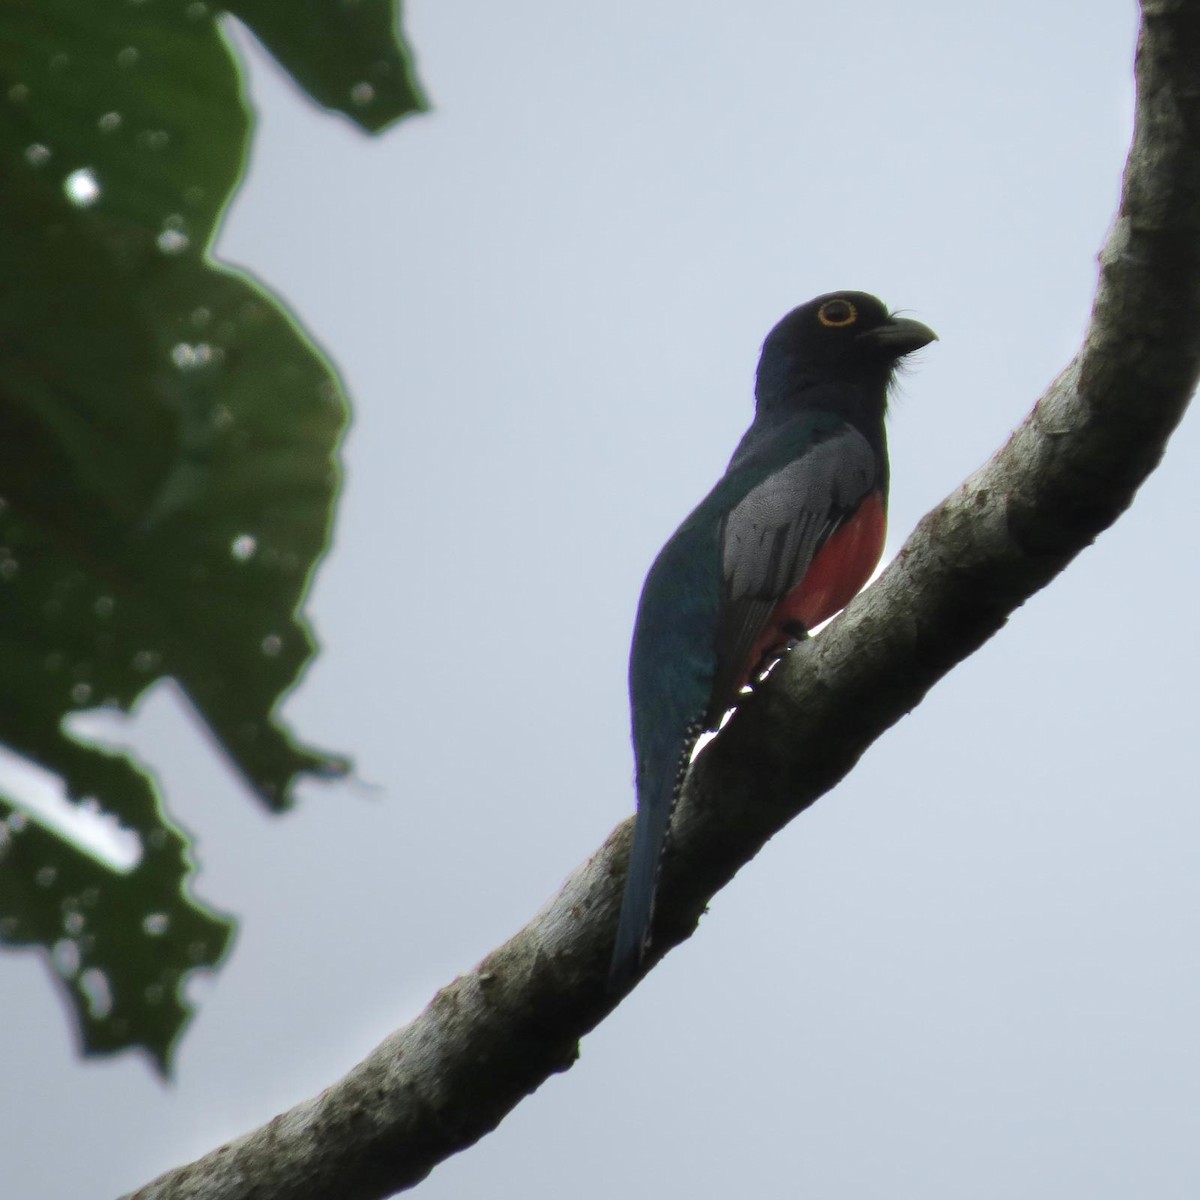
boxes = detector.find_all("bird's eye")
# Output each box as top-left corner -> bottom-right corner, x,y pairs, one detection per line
817,299 -> 857,328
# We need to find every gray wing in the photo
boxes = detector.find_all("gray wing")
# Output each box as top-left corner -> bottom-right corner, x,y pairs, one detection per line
707,425 -> 878,722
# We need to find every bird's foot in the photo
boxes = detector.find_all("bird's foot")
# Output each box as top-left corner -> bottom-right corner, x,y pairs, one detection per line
781,620 -> 810,650
747,623 -> 811,685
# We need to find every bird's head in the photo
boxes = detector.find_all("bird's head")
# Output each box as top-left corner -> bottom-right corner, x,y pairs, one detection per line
754,291 -> 937,413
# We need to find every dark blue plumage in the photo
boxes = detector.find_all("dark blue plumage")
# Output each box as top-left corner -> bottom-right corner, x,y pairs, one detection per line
609,291 -> 935,989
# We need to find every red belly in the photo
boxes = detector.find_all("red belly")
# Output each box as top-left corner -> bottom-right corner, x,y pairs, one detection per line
741,490 -> 886,685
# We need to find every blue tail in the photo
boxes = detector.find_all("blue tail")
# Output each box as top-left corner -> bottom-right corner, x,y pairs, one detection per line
609,784 -> 672,989
608,725 -> 700,991
614,507 -> 721,990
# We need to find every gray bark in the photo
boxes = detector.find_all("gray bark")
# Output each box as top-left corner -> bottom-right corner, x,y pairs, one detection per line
124,2 -> 1200,1197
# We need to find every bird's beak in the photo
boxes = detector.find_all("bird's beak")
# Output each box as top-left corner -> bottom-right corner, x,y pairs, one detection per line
858,315 -> 938,357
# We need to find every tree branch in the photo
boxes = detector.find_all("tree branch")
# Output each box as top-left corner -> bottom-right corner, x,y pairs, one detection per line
124,3 -> 1200,1197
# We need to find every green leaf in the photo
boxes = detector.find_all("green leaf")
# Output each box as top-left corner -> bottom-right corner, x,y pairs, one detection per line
0,782 -> 233,1076
0,0 -> 424,1069
229,0 -> 428,131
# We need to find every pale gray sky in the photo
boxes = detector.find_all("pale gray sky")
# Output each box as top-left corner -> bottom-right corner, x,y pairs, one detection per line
8,2 -> 1200,1197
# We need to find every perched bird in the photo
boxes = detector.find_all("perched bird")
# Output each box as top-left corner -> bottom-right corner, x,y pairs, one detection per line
609,291 -> 936,989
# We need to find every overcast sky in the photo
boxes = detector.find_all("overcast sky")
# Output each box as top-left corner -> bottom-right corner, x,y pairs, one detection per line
8,2 -> 1200,1197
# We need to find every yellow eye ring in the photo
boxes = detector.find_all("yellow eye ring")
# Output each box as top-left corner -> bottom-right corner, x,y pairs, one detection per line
817,299 -> 857,328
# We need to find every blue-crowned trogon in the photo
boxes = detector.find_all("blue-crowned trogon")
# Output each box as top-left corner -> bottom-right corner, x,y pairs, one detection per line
610,291 -> 936,989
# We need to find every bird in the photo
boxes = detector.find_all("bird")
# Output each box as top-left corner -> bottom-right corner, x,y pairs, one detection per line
609,290 -> 936,990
